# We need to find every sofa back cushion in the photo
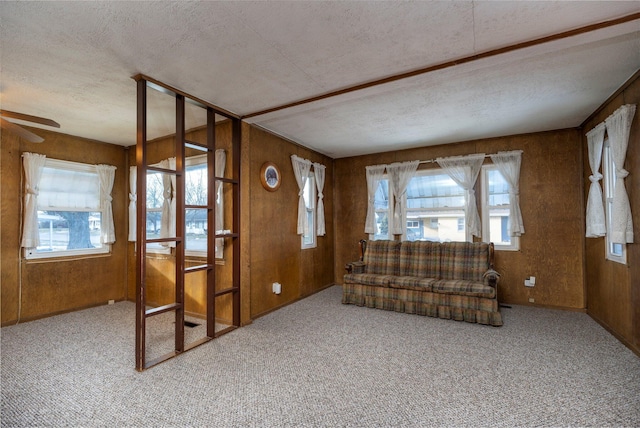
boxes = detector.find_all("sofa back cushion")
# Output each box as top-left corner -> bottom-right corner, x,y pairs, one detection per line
399,241 -> 441,278
440,242 -> 490,281
363,240 -> 400,276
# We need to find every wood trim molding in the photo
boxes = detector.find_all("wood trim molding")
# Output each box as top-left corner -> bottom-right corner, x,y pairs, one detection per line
243,12 -> 640,120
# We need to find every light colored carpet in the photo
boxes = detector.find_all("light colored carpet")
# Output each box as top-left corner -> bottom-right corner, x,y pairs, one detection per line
2,285 -> 639,427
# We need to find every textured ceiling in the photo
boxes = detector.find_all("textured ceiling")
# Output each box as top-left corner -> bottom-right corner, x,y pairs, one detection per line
1,1 -> 639,158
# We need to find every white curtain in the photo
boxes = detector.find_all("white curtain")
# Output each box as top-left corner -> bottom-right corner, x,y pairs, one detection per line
605,104 -> 636,243
215,149 -> 226,258
490,150 -> 525,237
96,164 -> 117,244
291,155 -> 312,235
128,166 -> 137,241
364,164 -> 387,234
437,154 -> 485,238
387,160 -> 420,235
314,162 -> 326,236
585,123 -> 606,238
20,152 -> 47,248
168,157 -> 177,247
159,158 -> 172,244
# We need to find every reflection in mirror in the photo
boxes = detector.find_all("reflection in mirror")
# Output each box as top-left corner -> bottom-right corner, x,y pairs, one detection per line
145,170 -> 175,250
146,83 -> 176,143
185,208 -> 207,255
185,99 -> 207,139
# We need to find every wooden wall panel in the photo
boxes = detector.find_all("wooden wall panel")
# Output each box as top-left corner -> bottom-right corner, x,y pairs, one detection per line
582,73 -> 640,354
334,129 -> 586,310
247,126 -> 335,319
1,128 -> 128,325
125,119 -> 335,324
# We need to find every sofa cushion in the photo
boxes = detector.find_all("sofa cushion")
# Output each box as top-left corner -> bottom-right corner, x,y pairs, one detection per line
343,273 -> 394,287
389,276 -> 436,291
398,241 -> 441,278
363,240 -> 400,276
440,242 -> 490,281
432,279 -> 496,298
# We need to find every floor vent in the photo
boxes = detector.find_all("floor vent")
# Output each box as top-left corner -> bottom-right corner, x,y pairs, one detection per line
184,321 -> 200,328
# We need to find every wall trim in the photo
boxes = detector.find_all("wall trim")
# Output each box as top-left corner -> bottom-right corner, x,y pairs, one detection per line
588,310 -> 640,358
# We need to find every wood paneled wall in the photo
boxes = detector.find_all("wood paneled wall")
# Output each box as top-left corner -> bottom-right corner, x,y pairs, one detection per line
334,129 -> 586,310
124,122 -> 335,323
1,128 -> 128,325
582,73 -> 640,355
245,125 -> 335,320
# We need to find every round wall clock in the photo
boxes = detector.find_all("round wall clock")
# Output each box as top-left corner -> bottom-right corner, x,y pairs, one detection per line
260,162 -> 281,191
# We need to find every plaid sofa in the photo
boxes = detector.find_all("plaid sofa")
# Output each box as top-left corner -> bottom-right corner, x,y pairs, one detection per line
343,240 -> 503,326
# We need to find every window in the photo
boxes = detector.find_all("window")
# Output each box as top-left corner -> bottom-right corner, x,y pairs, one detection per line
302,172 -> 316,248
141,152 -> 226,258
404,170 -> 467,242
25,158 -> 110,259
371,178 -> 391,240
481,165 -> 519,250
145,169 -> 167,252
603,141 -> 626,264
185,155 -> 209,256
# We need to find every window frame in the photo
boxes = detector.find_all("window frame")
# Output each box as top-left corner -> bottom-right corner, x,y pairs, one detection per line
602,141 -> 627,264
24,158 -> 110,260
481,164 -> 520,251
402,168 -> 470,243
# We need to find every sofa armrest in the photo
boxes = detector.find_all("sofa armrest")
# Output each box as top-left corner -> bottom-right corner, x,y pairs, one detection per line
483,269 -> 501,288
345,261 -> 366,274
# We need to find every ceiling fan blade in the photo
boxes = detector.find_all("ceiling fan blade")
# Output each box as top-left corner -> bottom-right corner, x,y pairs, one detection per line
0,118 -> 45,143
0,110 -> 60,128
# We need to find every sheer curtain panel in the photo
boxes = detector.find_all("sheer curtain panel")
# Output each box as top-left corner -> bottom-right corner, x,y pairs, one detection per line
96,164 -> 117,244
387,160 -> 420,235
21,152 -> 47,248
585,123 -> 606,237
291,155 -> 312,235
436,154 -> 485,237
159,158 -> 172,244
128,166 -> 137,241
364,164 -> 387,234
168,157 -> 177,247
314,162 -> 326,236
605,104 -> 636,243
489,151 -> 525,237
215,149 -> 226,258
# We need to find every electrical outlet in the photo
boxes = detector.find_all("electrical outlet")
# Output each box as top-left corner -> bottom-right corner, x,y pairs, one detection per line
528,298 -> 535,303
108,300 -> 115,305
272,282 -> 282,295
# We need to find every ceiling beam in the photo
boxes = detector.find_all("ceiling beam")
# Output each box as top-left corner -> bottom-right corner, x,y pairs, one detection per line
243,12 -> 640,120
